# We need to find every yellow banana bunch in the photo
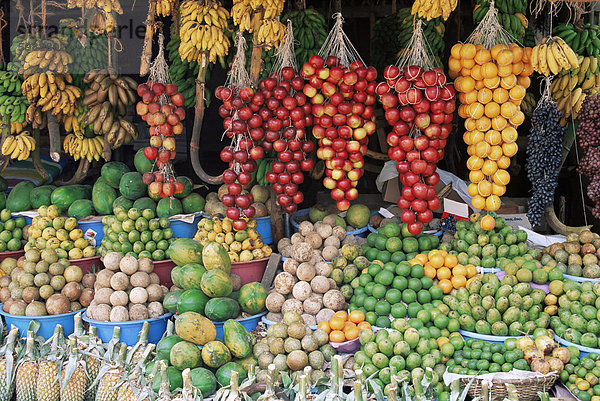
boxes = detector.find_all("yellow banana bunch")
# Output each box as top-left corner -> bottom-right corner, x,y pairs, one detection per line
155,0 -> 175,17
21,71 -> 81,118
21,50 -> 72,75
63,134 -> 104,162
550,54 -> 600,125
231,2 -> 255,32
25,105 -> 47,128
81,68 -> 138,148
531,36 -> 580,76
67,0 -> 121,34
1,131 -> 36,161
412,0 -> 457,21
262,0 -> 285,19
10,122 -> 25,134
179,0 -> 230,64
68,0 -> 123,14
257,19 -> 287,50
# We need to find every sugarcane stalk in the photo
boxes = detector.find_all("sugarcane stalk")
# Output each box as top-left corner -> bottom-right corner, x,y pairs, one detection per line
190,52 -> 223,184
31,127 -> 49,184
140,0 -> 157,76
47,112 -> 60,162
249,10 -> 265,83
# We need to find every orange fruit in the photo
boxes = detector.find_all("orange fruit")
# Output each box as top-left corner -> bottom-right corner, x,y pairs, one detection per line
430,253 -> 445,268
509,85 -> 526,101
475,141 -> 491,158
349,310 -> 365,324
497,155 -> 511,169
475,116 -> 491,131
475,80 -> 485,90
482,159 -> 498,176
461,57 -> 476,69
461,77 -> 476,93
329,317 -> 346,331
344,321 -> 357,330
510,110 -> 525,126
471,130 -> 484,143
485,130 -> 502,145
439,279 -> 453,294
463,131 -> 473,144
467,144 -> 476,156
511,45 -> 524,63
465,118 -> 477,131
453,265 -> 467,277
475,48 -> 492,64
445,254 -> 458,268
468,102 -> 484,119
522,47 -> 532,63
512,61 -> 524,75
500,74 -> 517,89
461,67 -> 473,77
469,169 -> 485,183
414,253 -> 428,265
484,76 -> 500,89
471,65 -> 484,80
460,43 -> 477,59
496,49 -> 514,66
357,321 -> 371,331
482,62 -> 499,79
472,194 -> 486,209
437,266 -> 452,280
451,275 -> 467,289
502,142 -> 518,157
520,65 -> 533,79
466,264 -> 478,278
477,88 -> 493,104
477,179 -> 493,197
491,115 -> 507,131
485,194 -> 502,211
334,310 -> 348,320
424,265 -> 437,279
488,145 -> 503,161
467,155 -> 484,170
493,87 -> 509,103
468,183 -> 479,197
501,126 -> 518,143
497,64 -> 513,77
484,102 -> 500,118
344,326 -> 359,341
500,102 -> 517,119
318,321 -> 331,334
493,169 -> 511,185
492,182 -> 506,196
458,105 -> 468,119
480,215 -> 496,231
491,44 -> 508,59
449,57 -> 462,73
464,90 -> 478,105
451,44 -> 463,59
329,330 -> 346,343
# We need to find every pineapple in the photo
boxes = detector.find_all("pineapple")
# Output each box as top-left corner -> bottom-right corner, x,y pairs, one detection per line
95,343 -> 128,401
0,328 -> 21,401
60,339 -> 87,401
116,344 -> 155,401
126,321 -> 150,367
154,361 -> 172,401
15,331 -> 39,401
171,369 -> 201,401
36,325 -> 65,401
83,327 -> 101,401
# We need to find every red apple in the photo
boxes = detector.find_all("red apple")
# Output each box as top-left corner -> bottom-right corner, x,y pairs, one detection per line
415,113 -> 431,129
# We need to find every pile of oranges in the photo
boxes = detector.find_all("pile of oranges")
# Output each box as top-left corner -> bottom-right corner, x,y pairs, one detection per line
318,310 -> 372,343
449,42 -> 533,211
409,249 -> 479,294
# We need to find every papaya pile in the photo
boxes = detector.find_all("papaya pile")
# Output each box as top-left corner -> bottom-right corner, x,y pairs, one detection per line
164,240 -> 267,322
194,217 -> 272,262
155,315 -> 257,395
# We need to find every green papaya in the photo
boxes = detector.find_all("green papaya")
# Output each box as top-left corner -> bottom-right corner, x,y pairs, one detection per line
101,162 -> 130,188
68,199 -> 95,220
51,185 -> 92,211
157,197 -> 183,218
7,181 -> 35,212
182,193 -> 205,214
223,319 -> 253,358
92,178 -> 117,215
30,185 -> 56,209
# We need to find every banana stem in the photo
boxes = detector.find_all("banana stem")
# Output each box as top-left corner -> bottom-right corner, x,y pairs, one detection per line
31,127 -> 49,184
190,52 -> 223,185
47,112 -> 60,162
249,10 -> 265,83
140,0 -> 157,76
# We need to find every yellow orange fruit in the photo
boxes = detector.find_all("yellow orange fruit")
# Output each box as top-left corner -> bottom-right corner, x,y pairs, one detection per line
477,179 -> 493,197
468,102 -> 484,119
480,215 -> 496,230
493,169 -> 511,185
451,43 -> 463,59
449,58 -> 462,73
472,195 -> 486,209
491,44 -> 508,59
510,110 -> 525,126
467,155 -> 484,170
501,126 -> 518,143
477,88 -> 493,104
464,90 -> 478,104
460,77 -> 476,93
484,76 -> 500,89
485,194 -> 501,211
475,116 -> 491,131
497,155 -> 511,169
491,115 -> 508,131
488,145 -> 503,161
512,61 -> 524,75
509,85 -> 526,101
475,48 -> 492,64
485,102 -> 500,118
458,105 -> 468,118
500,102 -> 517,118
493,87 -> 509,103
482,159 -> 498,176
475,141 -> 491,158
497,64 -> 513,77
469,169 -> 485,183
496,49 -> 514,66
461,67 -> 473,77
468,183 -> 478,197
437,266 -> 452,280
482,62 -> 499,79
485,130 -> 502,145
502,142 -> 518,157
451,275 -> 467,289
460,43 -> 477,59
492,183 -> 506,196
471,65 -> 484,80
500,74 -> 517,89
471,130 -> 484,143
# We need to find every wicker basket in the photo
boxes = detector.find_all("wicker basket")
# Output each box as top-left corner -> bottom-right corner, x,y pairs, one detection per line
459,373 -> 558,401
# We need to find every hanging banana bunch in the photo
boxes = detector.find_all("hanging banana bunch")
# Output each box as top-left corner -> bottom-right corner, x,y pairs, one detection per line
232,0 -> 286,50
60,20 -> 109,80
63,134 -> 104,162
531,36 -> 580,76
156,0 -> 175,17
67,0 -> 123,34
1,131 -> 36,161
21,72 -> 81,118
81,68 -> 138,149
178,0 -> 230,64
0,69 -> 29,134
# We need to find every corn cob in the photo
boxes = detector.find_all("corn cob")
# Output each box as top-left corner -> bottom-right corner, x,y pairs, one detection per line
0,328 -> 21,401
16,330 -> 38,401
36,325 -> 65,401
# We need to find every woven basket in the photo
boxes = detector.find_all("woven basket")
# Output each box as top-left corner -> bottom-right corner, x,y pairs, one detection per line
459,373 -> 558,401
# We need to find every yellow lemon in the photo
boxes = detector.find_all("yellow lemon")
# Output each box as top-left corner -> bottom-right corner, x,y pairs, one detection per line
497,155 -> 511,169
468,183 -> 479,197
477,180 -> 493,197
469,169 -> 485,183
467,155 -> 484,170
492,183 -> 506,196
485,102 -> 501,118
485,130 -> 502,145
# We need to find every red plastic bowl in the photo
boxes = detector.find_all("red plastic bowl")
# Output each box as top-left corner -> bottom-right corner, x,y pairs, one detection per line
153,259 -> 176,287
69,256 -> 102,275
231,258 -> 268,285
0,250 -> 24,263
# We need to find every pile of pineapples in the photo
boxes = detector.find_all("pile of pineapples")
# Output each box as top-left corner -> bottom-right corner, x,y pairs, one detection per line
0,314 -> 202,401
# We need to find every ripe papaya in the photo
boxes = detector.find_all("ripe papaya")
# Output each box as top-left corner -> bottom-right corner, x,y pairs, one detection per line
174,311 -> 216,346
169,340 -> 202,370
167,238 -> 203,266
200,269 -> 233,298
201,340 -> 231,369
202,241 -> 231,273
238,282 -> 268,315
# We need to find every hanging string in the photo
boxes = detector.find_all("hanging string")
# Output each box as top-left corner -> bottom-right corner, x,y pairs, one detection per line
318,13 -> 364,68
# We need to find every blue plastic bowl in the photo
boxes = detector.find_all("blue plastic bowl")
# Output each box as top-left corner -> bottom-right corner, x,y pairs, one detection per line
77,220 -> 104,247
555,333 -> 598,357
256,216 -> 273,245
170,214 -> 202,239
458,329 -> 519,344
212,312 -> 266,340
0,305 -> 83,340
82,311 -> 173,346
291,209 -> 368,237
13,213 -> 33,226
563,274 -> 600,283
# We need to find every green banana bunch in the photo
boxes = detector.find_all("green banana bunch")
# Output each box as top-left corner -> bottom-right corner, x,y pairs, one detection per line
0,68 -> 29,130
255,158 -> 274,186
167,34 -> 212,109
281,9 -> 328,67
474,0 -> 528,43
553,23 -> 600,57
60,19 -> 109,86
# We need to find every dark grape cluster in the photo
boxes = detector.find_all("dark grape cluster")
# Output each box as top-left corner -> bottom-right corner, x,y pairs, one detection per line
439,215 -> 457,233
526,102 -> 565,227
577,94 -> 600,219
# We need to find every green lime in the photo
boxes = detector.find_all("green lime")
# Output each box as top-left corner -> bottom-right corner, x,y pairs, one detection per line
420,276 -> 433,289
364,297 -> 378,311
434,315 -> 449,329
375,270 -> 394,286
429,285 -> 443,300
391,251 -> 406,264
408,278 -> 422,292
411,264 -> 425,278
365,312 -> 378,325
375,316 -> 391,328
375,235 -> 388,250
392,276 -> 408,291
372,284 -> 387,299
368,264 -> 382,277
391,303 -> 407,319
417,290 -> 431,304
402,289 -> 417,304
375,300 -> 391,317
385,289 -> 402,304
377,251 -> 391,263
365,248 -> 379,261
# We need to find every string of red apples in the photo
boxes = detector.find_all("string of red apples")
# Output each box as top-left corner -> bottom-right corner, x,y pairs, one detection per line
256,67 -> 314,214
377,64 -> 456,235
301,54 -> 378,211
136,81 -> 186,197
